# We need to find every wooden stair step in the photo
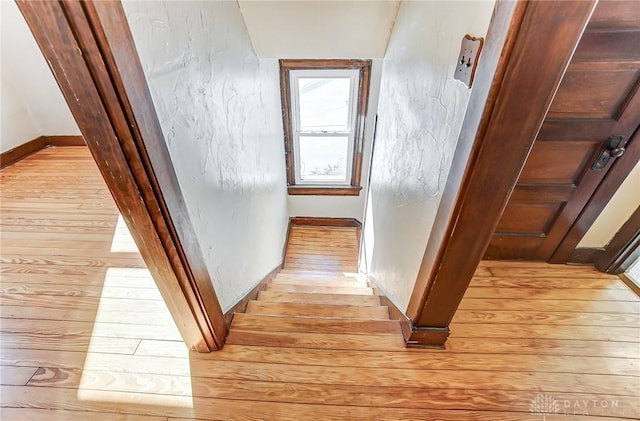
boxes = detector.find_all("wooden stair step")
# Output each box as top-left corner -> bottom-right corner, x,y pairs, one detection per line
245,301 -> 390,320
265,283 -> 375,295
227,330 -> 405,351
270,278 -> 369,288
257,291 -> 381,306
275,272 -> 368,283
278,269 -> 361,277
231,314 -> 400,335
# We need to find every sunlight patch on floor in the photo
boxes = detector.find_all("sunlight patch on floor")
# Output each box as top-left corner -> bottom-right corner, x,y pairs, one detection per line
78,266 -> 192,408
110,214 -> 139,253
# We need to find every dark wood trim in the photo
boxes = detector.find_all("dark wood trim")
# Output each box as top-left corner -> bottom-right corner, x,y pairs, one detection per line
405,0 -> 596,346
569,247 -> 605,265
596,206 -> 640,274
405,0 -> 526,328
1,137 -> 48,169
551,128 -> 640,263
287,186 -> 362,196
405,327 -> 450,349
619,273 -> 640,297
223,263 -> 282,327
279,59 -> 371,193
279,62 -> 295,186
45,135 -> 86,147
290,217 -> 362,229
1,135 -> 85,168
17,0 -> 227,352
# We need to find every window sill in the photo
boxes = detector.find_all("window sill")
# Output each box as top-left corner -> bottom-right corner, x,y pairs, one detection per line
287,185 -> 362,196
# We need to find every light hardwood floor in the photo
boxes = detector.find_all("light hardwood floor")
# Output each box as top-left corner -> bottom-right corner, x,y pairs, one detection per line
1,147 -> 639,420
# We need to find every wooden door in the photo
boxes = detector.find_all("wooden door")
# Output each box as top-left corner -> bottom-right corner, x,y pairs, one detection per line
486,1 -> 640,261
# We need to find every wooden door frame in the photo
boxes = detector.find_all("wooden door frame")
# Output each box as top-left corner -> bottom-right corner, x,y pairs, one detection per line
596,204 -> 640,275
16,0 -> 228,352
404,0 -> 596,347
551,127 -> 640,263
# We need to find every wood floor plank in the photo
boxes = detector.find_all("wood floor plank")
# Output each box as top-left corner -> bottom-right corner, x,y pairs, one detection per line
450,323 -> 639,342
5,385 -> 634,421
0,408 -> 168,421
24,366 -> 640,412
452,309 -> 640,328
1,332 -> 140,354
192,345 -> 640,376
464,286 -> 638,301
3,148 -> 639,420
0,294 -> 168,312
0,366 -> 39,386
0,318 -> 182,341
470,276 -> 629,289
1,305 -> 174,325
1,283 -> 163,300
231,314 -> 400,335
228,329 -> 640,358
1,349 -> 191,377
458,298 -> 639,313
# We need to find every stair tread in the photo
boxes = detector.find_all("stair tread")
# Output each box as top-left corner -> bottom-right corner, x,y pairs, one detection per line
265,284 -> 376,295
275,273 -> 368,282
270,278 -> 369,288
246,301 -> 390,320
278,269 -> 361,277
227,329 -> 405,351
257,291 -> 381,306
231,313 -> 401,335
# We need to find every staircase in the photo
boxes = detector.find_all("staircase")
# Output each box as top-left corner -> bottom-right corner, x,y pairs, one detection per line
229,225 -> 402,340
230,269 -> 401,337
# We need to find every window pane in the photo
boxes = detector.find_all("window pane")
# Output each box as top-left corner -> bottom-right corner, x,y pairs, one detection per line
299,136 -> 349,182
298,78 -> 351,131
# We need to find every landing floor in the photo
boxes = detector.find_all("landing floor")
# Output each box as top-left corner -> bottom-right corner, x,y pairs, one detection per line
1,147 -> 638,420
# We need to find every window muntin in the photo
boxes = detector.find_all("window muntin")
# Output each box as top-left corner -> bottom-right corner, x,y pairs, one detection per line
290,69 -> 360,186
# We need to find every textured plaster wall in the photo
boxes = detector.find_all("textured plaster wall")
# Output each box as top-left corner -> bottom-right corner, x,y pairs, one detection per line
123,1 -> 288,311
363,1 -> 495,310
1,73 -> 40,152
287,60 -> 382,222
1,0 -> 80,152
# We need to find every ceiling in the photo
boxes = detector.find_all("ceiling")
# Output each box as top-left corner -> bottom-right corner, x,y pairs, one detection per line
237,0 -> 401,59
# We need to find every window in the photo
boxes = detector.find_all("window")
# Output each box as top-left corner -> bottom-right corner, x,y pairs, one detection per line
280,60 -> 371,195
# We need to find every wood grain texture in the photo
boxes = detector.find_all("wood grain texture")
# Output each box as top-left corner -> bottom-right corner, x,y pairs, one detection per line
2,180 -> 639,421
407,0 -> 597,345
0,136 -> 85,169
488,0 -> 640,262
0,199 -> 640,421
16,0 -> 226,351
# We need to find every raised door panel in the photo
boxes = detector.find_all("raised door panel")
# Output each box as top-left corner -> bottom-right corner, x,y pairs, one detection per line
548,68 -> 639,119
518,141 -> 599,184
486,0 -> 640,261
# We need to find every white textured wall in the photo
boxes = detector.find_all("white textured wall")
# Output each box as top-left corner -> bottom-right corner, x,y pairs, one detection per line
363,0 -> 495,310
579,162 -> 640,248
1,73 -> 40,152
1,0 -> 80,152
123,1 -> 288,311
287,60 -> 382,222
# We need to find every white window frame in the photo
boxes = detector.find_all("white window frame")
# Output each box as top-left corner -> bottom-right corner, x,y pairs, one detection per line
289,69 -> 360,186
